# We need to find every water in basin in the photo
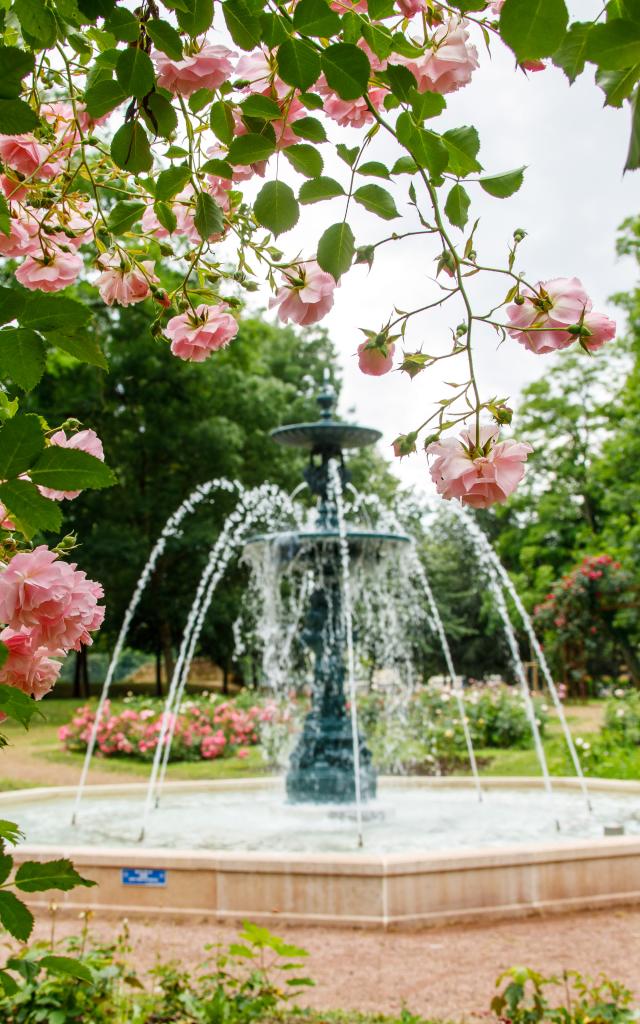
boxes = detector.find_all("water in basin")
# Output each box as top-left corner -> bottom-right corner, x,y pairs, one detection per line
13,782 -> 640,854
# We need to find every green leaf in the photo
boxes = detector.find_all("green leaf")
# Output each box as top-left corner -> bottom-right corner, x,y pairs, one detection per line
29,446 -> 116,491
500,0 -> 569,61
106,199 -> 146,233
210,100 -> 235,145
552,21 -> 591,83
53,334 -> 108,369
177,0 -> 213,36
444,183 -> 470,229
0,891 -> 33,942
240,94 -> 283,121
0,328 -> 46,391
0,414 -> 44,478
0,683 -> 45,727
14,858 -> 96,893
39,956 -> 93,983
0,194 -> 10,238
155,164 -> 192,201
353,183 -> 399,219
0,969 -> 18,996
194,191 -> 225,239
391,155 -> 417,174
227,132 -> 275,164
479,166 -> 525,197
0,46 -> 35,100
317,221 -> 355,281
154,200 -> 177,233
625,86 -> 640,171
146,18 -> 183,60
299,176 -> 345,203
201,158 -> 233,178
105,9 -> 139,41
368,0 -> 395,16
0,854 -> 13,886
254,180 -> 299,235
361,22 -> 394,61
223,0 -> 261,50
293,0 -> 341,37
116,47 -> 155,98
111,122 -> 153,173
357,161 -> 390,179
321,43 -> 370,99
141,92 -> 178,139
13,0 -> 57,45
0,479 -> 62,537
291,116 -> 327,142
382,64 -> 417,102
410,89 -> 446,122
283,143 -> 323,177
260,12 -> 288,48
0,820 -> 22,846
585,20 -> 640,70
596,65 -> 640,107
277,39 -> 321,91
0,287 -> 25,326
0,98 -> 39,135
299,91 -> 324,110
414,128 -> 449,176
20,293 -> 92,332
442,126 -> 482,175
83,78 -> 127,118
336,142 -> 359,166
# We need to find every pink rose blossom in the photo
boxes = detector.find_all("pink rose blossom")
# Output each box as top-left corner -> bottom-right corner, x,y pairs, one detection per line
581,311 -> 616,351
427,424 -> 533,508
166,302 -> 239,362
506,276 -> 595,354
397,0 -> 426,16
15,246 -> 83,292
521,59 -> 546,72
154,44 -> 237,96
235,50 -> 274,91
0,545 -> 105,653
357,341 -> 395,376
0,135 -> 58,180
490,0 -> 504,12
316,77 -> 385,128
0,626 -> 62,700
96,251 -> 157,307
38,429 -> 104,502
269,261 -> 336,326
404,19 -> 479,94
0,215 -> 40,258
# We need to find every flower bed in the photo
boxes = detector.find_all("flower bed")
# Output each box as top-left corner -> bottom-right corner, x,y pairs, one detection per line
59,694 -> 280,763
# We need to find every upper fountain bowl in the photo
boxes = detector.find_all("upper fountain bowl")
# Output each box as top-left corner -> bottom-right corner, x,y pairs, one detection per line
271,381 -> 381,452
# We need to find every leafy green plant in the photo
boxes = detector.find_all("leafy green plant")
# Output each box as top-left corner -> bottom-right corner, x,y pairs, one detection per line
491,966 -> 636,1024
0,919 -> 312,1023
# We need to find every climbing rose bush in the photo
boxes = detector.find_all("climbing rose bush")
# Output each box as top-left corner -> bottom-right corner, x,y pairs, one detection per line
426,425 -> 532,508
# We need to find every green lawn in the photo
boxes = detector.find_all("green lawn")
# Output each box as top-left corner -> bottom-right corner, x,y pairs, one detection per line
2,696 -> 637,792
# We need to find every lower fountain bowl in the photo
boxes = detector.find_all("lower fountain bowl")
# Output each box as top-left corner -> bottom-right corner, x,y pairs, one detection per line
7,776 -> 640,929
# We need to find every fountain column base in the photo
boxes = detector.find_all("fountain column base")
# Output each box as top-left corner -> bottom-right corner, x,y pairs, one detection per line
286,711 -> 377,804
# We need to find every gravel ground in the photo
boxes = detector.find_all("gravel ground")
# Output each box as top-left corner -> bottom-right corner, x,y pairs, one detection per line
32,907 -> 640,1021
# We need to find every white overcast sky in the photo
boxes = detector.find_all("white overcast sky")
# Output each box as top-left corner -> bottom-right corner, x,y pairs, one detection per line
242,1 -> 639,494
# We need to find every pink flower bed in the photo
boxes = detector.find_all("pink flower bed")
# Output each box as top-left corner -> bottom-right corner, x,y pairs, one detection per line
59,697 -> 278,763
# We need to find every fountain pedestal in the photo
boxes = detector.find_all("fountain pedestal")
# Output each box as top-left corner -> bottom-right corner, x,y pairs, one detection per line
249,383 -> 407,804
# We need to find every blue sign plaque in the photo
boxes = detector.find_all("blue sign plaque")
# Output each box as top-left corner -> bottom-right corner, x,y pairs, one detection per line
121,867 -> 167,887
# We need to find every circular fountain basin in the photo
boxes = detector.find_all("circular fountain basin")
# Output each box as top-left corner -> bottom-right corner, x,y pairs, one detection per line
8,777 -> 640,929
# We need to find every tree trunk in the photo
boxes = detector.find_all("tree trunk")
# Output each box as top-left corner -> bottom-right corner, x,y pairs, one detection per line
222,661 -> 229,695
72,647 -> 90,699
159,618 -> 174,686
155,647 -> 162,697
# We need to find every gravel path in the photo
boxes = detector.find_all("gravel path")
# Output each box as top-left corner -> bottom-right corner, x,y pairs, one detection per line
33,907 -> 640,1021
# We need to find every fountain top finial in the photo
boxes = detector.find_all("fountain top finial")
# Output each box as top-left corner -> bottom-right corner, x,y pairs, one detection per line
317,376 -> 337,421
